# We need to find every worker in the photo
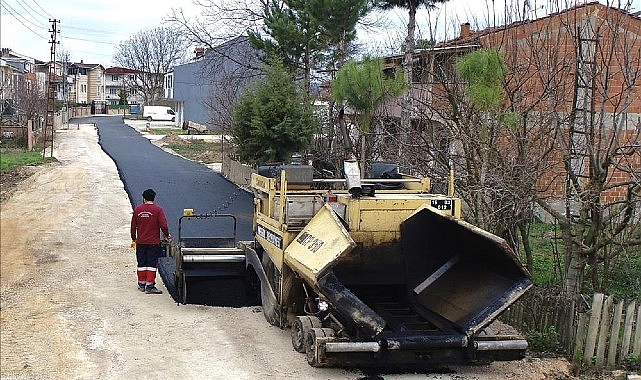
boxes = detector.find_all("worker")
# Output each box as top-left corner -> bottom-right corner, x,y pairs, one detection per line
130,188 -> 171,294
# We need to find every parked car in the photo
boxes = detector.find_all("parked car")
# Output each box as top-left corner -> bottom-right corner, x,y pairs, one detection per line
143,106 -> 175,122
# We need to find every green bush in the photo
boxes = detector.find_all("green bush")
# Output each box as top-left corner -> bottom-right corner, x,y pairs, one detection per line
622,353 -> 640,371
231,59 -> 318,166
527,325 -> 562,354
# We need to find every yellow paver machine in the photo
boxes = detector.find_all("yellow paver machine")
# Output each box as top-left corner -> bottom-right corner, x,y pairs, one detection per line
162,160 -> 532,368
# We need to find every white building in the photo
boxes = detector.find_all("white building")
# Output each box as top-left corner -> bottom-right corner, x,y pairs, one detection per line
105,67 -> 145,106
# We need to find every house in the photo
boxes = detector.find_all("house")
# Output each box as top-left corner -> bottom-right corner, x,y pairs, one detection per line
1,57 -> 24,114
0,49 -> 45,114
104,67 -> 144,106
381,2 -> 640,205
67,61 -> 106,105
164,36 -> 261,131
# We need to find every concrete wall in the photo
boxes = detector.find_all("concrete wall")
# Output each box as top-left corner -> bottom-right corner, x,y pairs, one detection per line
221,153 -> 255,188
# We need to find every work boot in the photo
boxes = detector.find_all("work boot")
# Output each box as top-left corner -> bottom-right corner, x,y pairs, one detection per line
145,285 -> 163,294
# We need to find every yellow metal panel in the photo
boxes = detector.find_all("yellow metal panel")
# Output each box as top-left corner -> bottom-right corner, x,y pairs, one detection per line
403,176 -> 431,191
358,209 -> 412,232
346,197 -> 360,230
255,222 -> 285,269
251,173 -> 276,193
255,221 -> 297,270
258,237 -> 284,269
345,196 -> 461,232
284,205 -> 356,285
256,213 -> 281,230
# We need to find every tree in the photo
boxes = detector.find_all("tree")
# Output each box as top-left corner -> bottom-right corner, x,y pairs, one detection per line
114,27 -> 187,104
169,0 -> 269,47
168,0 -> 372,169
374,0 -> 449,171
532,4 -> 641,298
117,89 -> 128,106
249,0 -> 320,93
331,57 -> 406,173
249,0 -> 372,94
300,0 -> 371,69
11,73 -> 46,130
400,2 -> 640,300
304,0 -> 373,173
231,60 -> 318,166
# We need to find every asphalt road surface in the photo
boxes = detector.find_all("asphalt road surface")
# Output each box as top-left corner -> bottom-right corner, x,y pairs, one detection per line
85,115 -> 255,241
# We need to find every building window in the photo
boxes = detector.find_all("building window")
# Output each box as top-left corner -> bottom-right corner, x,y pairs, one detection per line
129,75 -> 134,81
81,84 -> 87,93
110,88 -> 118,95
112,75 -> 119,81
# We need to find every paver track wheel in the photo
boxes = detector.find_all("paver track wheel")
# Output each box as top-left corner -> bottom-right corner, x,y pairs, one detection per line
292,316 -> 321,353
305,328 -> 335,367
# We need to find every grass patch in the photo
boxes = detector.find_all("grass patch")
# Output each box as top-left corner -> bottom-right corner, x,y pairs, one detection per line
601,249 -> 641,299
0,149 -> 50,172
522,222 -> 563,287
164,139 -> 226,163
149,128 -> 188,135
523,221 -> 641,298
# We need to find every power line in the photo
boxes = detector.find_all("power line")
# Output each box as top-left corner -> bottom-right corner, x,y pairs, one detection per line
0,1 -> 48,39
3,0 -> 46,29
60,34 -> 116,45
29,0 -> 52,19
65,46 -> 114,58
13,0 -> 48,27
62,24 -> 130,38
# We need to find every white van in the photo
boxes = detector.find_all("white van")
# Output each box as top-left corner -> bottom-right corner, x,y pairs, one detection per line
143,106 -> 176,122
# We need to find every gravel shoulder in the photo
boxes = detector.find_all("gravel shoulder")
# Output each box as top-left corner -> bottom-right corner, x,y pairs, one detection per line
0,125 -> 575,379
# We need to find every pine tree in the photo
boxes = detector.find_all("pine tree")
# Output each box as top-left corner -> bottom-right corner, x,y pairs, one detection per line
231,60 -> 319,166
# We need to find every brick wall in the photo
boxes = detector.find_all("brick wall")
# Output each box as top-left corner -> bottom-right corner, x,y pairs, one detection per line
535,127 -> 640,203
477,3 -> 641,115
475,4 -> 641,205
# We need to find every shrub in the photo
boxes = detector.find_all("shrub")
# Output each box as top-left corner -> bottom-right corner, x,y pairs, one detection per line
527,325 -> 562,354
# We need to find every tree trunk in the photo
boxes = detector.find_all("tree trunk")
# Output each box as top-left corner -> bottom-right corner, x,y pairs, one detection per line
398,4 -> 416,171
518,222 -> 534,274
563,241 -> 585,297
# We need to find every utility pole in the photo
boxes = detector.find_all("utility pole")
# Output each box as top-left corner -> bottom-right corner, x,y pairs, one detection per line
44,19 -> 60,158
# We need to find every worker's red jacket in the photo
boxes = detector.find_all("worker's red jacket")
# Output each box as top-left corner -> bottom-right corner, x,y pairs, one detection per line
130,202 -> 170,244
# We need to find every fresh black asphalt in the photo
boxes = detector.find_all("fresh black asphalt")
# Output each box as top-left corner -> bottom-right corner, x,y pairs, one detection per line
79,115 -> 255,241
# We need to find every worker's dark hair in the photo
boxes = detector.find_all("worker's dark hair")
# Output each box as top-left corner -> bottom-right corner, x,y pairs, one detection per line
142,188 -> 156,201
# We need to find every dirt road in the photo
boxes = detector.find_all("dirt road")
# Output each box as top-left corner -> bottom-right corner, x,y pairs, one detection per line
0,124 -> 573,379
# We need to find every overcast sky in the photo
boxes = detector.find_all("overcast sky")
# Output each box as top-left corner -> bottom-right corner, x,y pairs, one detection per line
1,0 -> 638,67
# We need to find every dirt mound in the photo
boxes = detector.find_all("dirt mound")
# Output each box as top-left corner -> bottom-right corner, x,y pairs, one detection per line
0,164 -> 50,204
157,132 -> 189,145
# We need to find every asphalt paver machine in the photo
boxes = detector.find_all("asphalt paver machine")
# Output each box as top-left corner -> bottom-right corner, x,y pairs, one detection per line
160,160 -> 532,367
